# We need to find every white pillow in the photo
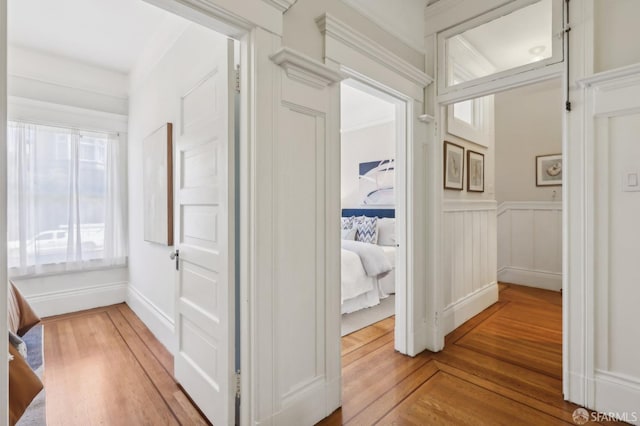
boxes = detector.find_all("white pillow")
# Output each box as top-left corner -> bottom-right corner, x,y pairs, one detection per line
377,218 -> 396,246
341,227 -> 356,240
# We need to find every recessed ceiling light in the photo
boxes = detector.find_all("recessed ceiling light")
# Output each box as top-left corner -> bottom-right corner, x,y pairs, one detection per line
529,45 -> 546,56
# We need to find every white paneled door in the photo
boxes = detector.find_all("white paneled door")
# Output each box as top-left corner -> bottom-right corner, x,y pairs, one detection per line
174,39 -> 235,425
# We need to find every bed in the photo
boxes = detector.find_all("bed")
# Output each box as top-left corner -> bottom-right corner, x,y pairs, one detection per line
341,209 -> 396,314
8,282 -> 45,426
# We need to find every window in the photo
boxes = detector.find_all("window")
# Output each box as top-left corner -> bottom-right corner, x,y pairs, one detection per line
439,0 -> 564,95
7,121 -> 127,275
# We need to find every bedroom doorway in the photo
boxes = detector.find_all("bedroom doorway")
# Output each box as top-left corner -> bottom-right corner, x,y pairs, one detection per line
339,78 -> 408,348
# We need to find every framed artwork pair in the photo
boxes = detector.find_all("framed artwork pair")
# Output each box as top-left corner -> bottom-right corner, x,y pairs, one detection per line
444,141 -> 484,192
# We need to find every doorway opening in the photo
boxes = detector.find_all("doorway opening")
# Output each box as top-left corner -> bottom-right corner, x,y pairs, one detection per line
6,0 -> 240,425
339,78 -> 408,347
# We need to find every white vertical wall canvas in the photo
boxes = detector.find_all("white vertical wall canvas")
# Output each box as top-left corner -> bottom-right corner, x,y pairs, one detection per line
143,123 -> 173,245
359,159 -> 395,205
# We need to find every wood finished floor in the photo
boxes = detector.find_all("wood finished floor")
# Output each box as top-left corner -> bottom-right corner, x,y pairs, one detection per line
320,283 -> 621,426
42,304 -> 209,426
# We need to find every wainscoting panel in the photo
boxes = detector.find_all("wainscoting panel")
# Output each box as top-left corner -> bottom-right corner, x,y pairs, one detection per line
497,202 -> 562,291
266,48 -> 342,425
442,200 -> 498,335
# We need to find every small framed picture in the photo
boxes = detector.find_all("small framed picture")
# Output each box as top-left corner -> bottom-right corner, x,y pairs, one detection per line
444,141 -> 464,190
467,150 -> 484,192
536,153 -> 562,186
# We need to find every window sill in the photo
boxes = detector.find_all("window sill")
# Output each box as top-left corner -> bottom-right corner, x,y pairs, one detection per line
8,258 -> 128,280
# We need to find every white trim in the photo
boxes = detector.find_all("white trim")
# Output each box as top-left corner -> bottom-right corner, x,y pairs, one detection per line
8,96 -> 128,133
316,14 -> 432,89
498,267 -> 562,291
593,371 -> 640,424
578,62 -> 640,88
418,113 -> 435,123
497,201 -> 562,216
126,285 -> 177,355
443,199 -> 497,212
270,47 -> 343,88
26,281 -> 127,318
340,117 -> 394,133
342,0 -> 425,53
438,63 -> 564,105
261,0 -> 297,13
442,282 -> 498,335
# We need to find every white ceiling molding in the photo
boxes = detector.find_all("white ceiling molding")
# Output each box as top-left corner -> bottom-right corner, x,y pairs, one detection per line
270,47 -> 343,89
342,0 -> 426,52
341,118 -> 394,134
261,0 -> 298,13
577,62 -> 640,88
316,14 -> 432,89
424,0 -> 510,36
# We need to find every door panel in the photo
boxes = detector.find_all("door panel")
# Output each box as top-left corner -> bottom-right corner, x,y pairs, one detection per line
174,38 -> 234,425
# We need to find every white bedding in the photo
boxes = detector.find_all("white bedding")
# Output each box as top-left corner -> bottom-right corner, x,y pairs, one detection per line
341,242 -> 396,314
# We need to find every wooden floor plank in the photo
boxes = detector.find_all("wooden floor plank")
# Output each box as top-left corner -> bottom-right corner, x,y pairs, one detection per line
116,304 -> 174,375
42,305 -> 209,426
107,309 -> 210,425
378,371 -> 574,425
318,284 -> 621,425
44,312 -> 179,425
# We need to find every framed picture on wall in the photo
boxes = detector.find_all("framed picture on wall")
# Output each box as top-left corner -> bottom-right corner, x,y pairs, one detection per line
444,141 -> 464,190
536,153 -> 562,186
467,150 -> 484,192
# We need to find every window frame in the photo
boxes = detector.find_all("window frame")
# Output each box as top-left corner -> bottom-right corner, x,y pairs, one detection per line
437,0 -> 564,98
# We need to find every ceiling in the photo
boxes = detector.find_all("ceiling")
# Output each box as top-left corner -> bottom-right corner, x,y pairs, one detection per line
341,82 -> 395,132
8,0 -> 189,73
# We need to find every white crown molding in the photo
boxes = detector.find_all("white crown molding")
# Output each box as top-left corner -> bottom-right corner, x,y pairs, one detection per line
270,47 -> 343,89
424,0 -> 464,18
261,0 -> 297,13
578,62 -> 640,88
342,0 -> 425,53
316,13 -> 433,88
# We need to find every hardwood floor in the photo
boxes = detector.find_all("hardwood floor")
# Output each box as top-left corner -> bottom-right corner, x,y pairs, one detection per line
42,304 -> 209,426
320,283 -> 619,425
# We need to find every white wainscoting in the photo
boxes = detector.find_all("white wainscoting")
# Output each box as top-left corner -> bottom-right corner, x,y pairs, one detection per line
497,201 -> 562,291
442,200 -> 498,335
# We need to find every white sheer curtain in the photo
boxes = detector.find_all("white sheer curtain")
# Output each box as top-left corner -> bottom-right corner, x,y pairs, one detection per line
7,121 -> 128,276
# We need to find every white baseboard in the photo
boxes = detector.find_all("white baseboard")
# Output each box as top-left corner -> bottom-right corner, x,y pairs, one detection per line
27,281 -> 127,318
594,371 -> 640,425
126,285 -> 176,355
442,282 -> 498,336
498,267 -> 562,291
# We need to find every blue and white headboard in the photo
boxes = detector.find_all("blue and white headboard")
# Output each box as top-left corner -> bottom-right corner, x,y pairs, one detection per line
341,208 -> 395,218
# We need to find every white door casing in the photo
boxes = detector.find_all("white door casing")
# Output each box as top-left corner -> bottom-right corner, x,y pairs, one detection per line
174,38 -> 235,425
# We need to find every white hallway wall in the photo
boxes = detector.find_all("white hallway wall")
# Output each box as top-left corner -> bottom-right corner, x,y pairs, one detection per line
8,45 -> 129,316
441,94 -> 498,334
126,23 -> 227,353
495,78 -> 563,290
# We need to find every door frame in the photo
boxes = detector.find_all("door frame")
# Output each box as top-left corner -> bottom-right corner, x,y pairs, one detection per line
318,17 -> 437,356
339,74 -> 411,353
427,0 -> 595,406
0,0 -> 287,424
